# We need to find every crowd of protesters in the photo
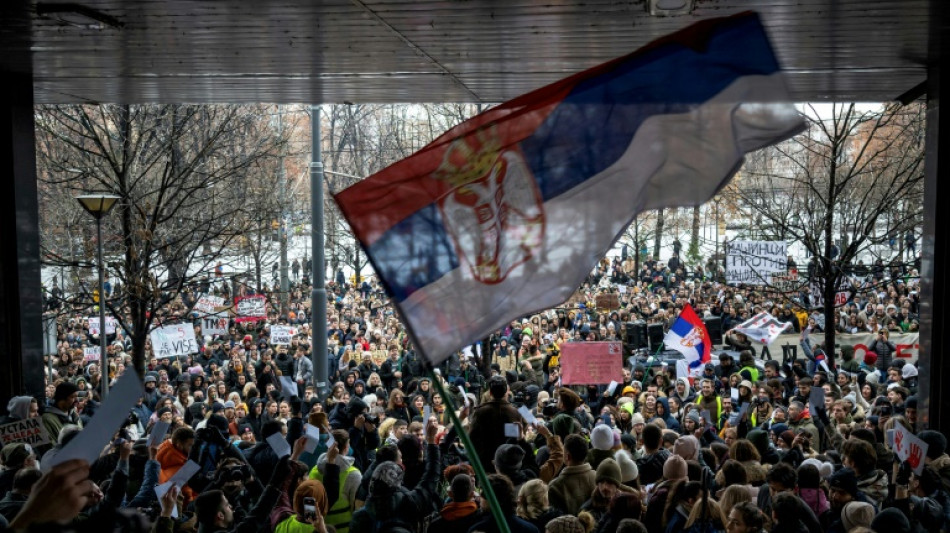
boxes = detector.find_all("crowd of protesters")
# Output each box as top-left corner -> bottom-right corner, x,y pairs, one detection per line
0,249 -> 942,533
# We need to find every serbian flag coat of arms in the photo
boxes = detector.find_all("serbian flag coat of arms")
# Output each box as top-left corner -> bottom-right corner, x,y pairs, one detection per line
333,12 -> 804,365
664,304 -> 712,368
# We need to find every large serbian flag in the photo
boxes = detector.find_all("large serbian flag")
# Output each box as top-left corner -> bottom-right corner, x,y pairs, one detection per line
664,304 -> 712,368
333,12 -> 804,364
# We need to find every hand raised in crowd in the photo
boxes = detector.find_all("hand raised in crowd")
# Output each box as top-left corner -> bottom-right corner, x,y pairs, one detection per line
326,442 -> 340,464
291,435 -> 308,461
118,438 -> 133,461
160,485 -> 180,518
535,423 -> 552,439
148,443 -> 159,461
309,506 -> 328,533
425,418 -> 439,444
8,459 -> 95,528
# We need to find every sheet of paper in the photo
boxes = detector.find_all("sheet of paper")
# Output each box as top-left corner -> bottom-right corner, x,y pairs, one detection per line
147,420 -> 170,447
460,387 -> 470,407
267,432 -> 292,458
42,371 -> 144,472
700,410 -> 713,427
808,385 -> 825,413
738,402 -> 750,419
154,460 -> 200,519
304,424 -> 320,454
676,360 -> 690,380
886,429 -> 895,448
325,431 -> 335,450
279,376 -> 298,398
518,405 -> 537,426
730,388 -> 739,403
606,381 -> 619,395
423,406 -> 432,428
504,423 -> 520,438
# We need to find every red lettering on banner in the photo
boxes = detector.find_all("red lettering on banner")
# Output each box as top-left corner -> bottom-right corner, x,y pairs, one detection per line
896,344 -> 919,358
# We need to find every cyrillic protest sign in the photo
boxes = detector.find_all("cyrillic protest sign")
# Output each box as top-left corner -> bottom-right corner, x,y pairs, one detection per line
235,295 -> 267,323
201,313 -> 229,336
0,418 -> 51,447
560,342 -> 623,385
270,325 -> 294,346
725,240 -> 787,285
194,295 -> 225,315
83,346 -> 100,362
150,324 -> 199,358
88,316 -> 117,336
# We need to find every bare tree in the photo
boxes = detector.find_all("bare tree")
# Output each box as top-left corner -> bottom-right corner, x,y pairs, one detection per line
736,102 -> 925,352
36,104 -> 291,377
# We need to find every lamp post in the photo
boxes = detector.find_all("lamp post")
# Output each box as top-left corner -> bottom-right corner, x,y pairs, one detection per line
75,193 -> 120,400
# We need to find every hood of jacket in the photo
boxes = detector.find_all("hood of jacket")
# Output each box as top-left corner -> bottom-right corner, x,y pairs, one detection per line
317,451 -> 355,473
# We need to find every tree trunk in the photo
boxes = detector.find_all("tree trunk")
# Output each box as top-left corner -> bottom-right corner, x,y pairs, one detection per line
654,208 -> 665,258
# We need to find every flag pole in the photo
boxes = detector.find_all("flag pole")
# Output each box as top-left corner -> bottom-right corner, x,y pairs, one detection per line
640,344 -> 664,389
426,363 -> 511,533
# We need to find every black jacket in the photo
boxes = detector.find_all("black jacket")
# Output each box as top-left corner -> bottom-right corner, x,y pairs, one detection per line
350,444 -> 442,533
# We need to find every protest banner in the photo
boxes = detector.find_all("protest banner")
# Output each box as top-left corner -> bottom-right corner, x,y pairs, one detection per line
893,422 -> 928,475
725,240 -> 787,285
83,346 -> 100,362
270,325 -> 294,346
0,418 -> 51,447
194,294 -> 225,315
560,342 -> 623,385
150,324 -> 199,358
235,295 -> 267,323
88,316 -> 117,336
201,312 -> 230,336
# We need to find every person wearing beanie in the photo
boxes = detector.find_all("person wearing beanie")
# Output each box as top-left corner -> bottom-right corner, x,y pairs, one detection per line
917,429 -> 950,492
641,455 -> 688,532
41,381 -> 82,444
613,450 -> 639,487
869,507 -> 911,533
662,455 -> 688,483
579,458 -> 631,522
747,429 -> 780,465
544,515 -> 585,533
549,413 -> 581,441
0,444 -> 36,499
468,375 -> 521,473
495,444 -> 537,494
672,435 -> 699,462
586,425 -> 616,469
795,463 -> 830,521
840,501 -> 874,531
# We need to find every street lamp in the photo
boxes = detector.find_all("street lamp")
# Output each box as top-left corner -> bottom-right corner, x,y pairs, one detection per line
75,193 -> 120,400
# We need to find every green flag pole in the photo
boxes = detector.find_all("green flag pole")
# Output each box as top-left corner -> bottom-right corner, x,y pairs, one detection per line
427,363 -> 511,533
640,343 -> 665,389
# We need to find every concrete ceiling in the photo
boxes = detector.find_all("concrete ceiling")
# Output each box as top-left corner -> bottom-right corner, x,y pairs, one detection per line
0,0 -> 935,105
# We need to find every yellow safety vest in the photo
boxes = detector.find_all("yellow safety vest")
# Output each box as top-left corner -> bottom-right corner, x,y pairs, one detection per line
695,395 -> 723,428
275,515 -> 314,533
310,464 -> 358,533
740,366 -> 760,383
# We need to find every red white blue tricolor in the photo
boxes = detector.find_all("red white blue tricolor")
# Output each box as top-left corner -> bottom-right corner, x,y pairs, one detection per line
664,304 -> 712,368
334,12 -> 804,364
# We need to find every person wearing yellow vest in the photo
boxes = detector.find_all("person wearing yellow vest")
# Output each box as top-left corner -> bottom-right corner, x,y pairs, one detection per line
737,351 -> 760,383
695,379 -> 723,429
309,431 -> 361,533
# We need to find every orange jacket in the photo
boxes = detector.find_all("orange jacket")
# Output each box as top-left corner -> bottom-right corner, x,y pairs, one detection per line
156,439 -> 197,504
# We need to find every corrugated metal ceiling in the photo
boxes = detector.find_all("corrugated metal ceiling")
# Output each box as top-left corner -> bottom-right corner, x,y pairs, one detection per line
1,0 -> 933,104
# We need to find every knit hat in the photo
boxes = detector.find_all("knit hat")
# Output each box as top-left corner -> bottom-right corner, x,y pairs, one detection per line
595,458 -> 622,486
901,363 -> 918,379
673,435 -> 700,461
630,412 -> 645,426
828,467 -> 858,497
494,444 -> 526,473
800,458 -> 834,479
54,381 -> 79,402
550,413 -> 580,439
590,424 -> 615,451
841,501 -> 875,531
778,430 -> 795,449
622,386 -> 636,396
863,351 -> 878,365
918,430 -> 947,459
613,449 -> 639,484
206,414 -> 230,436
545,516 -> 586,533
869,508 -> 911,533
685,410 -> 701,426
663,455 -> 688,481
1,443 -> 33,469
371,461 -> 405,490
746,430 -> 770,458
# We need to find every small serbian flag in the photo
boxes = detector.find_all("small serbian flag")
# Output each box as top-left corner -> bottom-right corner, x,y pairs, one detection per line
333,12 -> 803,364
664,304 -> 712,368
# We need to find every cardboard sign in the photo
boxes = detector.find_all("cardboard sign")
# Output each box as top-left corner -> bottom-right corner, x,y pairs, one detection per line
725,240 -> 787,286
150,325 -> 199,358
88,316 -> 117,336
201,313 -> 229,336
83,346 -> 100,362
271,325 -> 294,346
0,418 -> 51,447
235,295 -> 267,323
560,342 -> 623,385
595,293 -> 620,310
194,295 -> 225,315
893,423 -> 928,475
